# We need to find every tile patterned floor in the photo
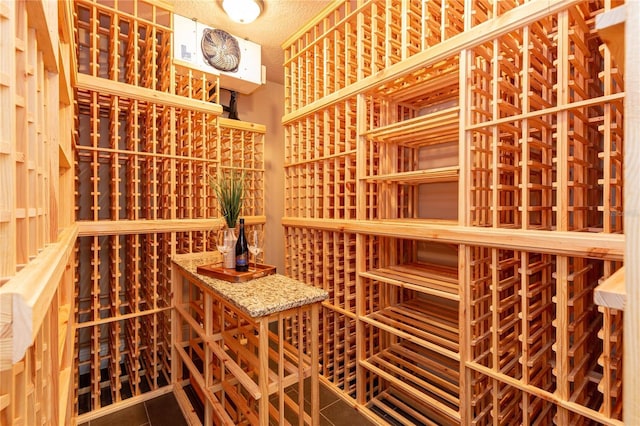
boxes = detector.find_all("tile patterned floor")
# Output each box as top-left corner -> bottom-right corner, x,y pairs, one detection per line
79,381 -> 375,426
79,392 -> 188,426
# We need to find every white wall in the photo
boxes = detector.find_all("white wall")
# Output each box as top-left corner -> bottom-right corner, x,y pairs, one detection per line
222,83 -> 285,272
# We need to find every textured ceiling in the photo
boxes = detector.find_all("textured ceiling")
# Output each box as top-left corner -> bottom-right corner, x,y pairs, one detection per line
172,0 -> 330,85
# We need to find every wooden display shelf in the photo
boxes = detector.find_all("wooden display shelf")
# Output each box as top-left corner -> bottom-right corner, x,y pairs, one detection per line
361,297 -> 459,361
595,267 -> 625,310
360,262 -> 458,300
367,57 -> 459,108
362,166 -> 459,185
360,340 -> 460,425
362,107 -> 460,147
196,263 -> 276,283
368,386 -> 457,426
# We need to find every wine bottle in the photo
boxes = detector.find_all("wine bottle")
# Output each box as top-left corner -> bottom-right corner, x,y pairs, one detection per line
235,218 -> 249,272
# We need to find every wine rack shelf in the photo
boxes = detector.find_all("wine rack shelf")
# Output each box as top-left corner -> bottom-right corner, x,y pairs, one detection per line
283,0 -> 627,424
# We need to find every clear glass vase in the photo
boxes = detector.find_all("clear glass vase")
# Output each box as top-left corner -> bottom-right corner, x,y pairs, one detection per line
223,227 -> 237,268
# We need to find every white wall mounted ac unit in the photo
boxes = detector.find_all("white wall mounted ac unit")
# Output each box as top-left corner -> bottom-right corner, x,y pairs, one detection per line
174,14 -> 265,94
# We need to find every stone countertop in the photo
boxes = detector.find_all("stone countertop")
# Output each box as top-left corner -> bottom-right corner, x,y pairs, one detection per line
172,252 -> 328,318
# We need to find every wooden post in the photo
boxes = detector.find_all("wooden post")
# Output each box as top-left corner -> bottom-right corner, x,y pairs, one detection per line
624,0 -> 639,423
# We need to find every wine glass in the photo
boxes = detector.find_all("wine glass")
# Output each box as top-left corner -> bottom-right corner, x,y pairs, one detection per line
216,229 -> 232,267
248,230 -> 262,271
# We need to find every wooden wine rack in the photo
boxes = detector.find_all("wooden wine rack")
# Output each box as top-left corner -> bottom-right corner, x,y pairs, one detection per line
283,0 -> 627,424
0,1 -> 77,425
72,0 -> 267,421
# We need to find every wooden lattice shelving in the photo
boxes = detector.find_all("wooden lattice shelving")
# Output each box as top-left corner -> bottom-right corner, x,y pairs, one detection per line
0,0 -> 77,425
283,1 -> 627,425
361,262 -> 458,301
72,0 -> 266,420
361,338 -> 461,425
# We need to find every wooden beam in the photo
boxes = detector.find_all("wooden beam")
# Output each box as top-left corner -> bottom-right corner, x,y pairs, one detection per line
218,117 -> 266,133
281,217 -> 624,261
76,217 -> 266,236
76,73 -> 224,115
624,0 -> 639,422
0,224 -> 77,366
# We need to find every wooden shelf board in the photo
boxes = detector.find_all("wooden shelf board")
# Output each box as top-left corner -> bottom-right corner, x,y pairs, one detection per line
77,218 -> 224,236
76,73 -> 223,116
363,166 -> 459,184
218,117 -> 267,133
594,267 -> 625,310
361,298 -> 459,361
360,341 -> 460,423
361,262 -> 458,300
281,217 -> 624,261
363,107 -> 459,146
0,224 -> 77,365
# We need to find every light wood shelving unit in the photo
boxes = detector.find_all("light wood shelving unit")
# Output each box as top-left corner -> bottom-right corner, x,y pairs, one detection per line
72,0 -> 266,421
1,0 -> 265,423
0,0 -> 77,425
282,0 -> 627,424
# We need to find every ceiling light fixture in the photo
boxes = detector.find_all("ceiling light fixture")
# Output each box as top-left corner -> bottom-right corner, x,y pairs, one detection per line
222,0 -> 264,24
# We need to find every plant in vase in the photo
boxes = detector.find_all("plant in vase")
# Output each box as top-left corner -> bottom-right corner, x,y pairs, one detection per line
210,169 -> 244,268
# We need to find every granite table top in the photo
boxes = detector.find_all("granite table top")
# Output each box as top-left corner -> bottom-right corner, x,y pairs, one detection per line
172,252 -> 328,318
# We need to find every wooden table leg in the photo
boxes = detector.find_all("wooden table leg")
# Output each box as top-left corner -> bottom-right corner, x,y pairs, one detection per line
259,317 -> 269,426
310,303 -> 320,426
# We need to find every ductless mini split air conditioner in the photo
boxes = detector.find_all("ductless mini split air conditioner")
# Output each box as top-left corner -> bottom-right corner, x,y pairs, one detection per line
173,14 -> 265,94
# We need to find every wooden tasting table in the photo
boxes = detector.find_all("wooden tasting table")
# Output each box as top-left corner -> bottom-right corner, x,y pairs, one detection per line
171,252 -> 328,426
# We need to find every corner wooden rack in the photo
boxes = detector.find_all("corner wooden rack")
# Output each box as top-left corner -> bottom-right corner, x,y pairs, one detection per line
282,0 -> 626,424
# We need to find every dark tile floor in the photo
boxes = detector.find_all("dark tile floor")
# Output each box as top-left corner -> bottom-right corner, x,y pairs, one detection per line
79,381 -> 375,426
79,392 -> 188,426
